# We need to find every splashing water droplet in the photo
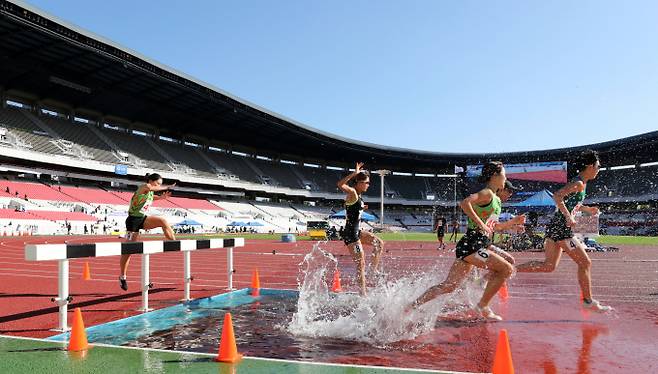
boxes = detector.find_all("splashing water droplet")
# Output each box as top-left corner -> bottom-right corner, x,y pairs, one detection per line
287,242 -> 491,344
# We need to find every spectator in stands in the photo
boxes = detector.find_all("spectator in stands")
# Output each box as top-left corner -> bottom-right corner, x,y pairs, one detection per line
5,187 -> 9,194
516,150 -> 612,312
409,161 -> 524,320
83,225 -> 88,235
119,173 -> 176,291
337,162 -> 385,296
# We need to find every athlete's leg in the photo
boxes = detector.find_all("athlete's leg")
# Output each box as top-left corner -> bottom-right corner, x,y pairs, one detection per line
515,238 -> 563,273
359,231 -> 384,271
143,216 -> 176,240
562,237 -> 611,311
411,259 -> 473,308
119,231 -> 140,290
347,240 -> 367,296
560,237 -> 593,300
463,250 -> 514,309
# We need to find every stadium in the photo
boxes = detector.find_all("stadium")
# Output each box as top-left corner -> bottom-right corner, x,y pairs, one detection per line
0,1 -> 657,373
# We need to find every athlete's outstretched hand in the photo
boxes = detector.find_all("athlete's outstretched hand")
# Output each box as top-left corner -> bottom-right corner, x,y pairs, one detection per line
586,206 -> 600,216
355,162 -> 365,173
510,214 -> 526,225
478,222 -> 493,237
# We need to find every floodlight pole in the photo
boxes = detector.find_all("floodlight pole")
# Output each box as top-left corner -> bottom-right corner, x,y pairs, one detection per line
453,176 -> 457,217
373,170 -> 391,230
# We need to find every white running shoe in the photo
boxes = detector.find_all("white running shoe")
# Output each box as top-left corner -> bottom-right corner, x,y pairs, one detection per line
582,299 -> 613,312
475,305 -> 503,321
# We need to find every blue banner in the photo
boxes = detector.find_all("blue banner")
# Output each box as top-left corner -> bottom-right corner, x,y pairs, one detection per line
114,164 -> 128,175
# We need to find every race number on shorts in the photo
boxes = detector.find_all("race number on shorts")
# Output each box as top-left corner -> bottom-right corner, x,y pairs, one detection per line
475,248 -> 490,262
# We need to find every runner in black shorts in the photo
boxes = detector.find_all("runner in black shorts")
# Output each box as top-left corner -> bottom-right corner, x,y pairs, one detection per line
336,162 -> 385,296
435,216 -> 446,250
409,161 -> 525,321
516,150 -> 612,312
119,173 -> 176,291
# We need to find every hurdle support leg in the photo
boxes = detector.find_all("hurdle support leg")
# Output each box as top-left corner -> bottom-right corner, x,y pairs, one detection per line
227,246 -> 234,290
52,259 -> 71,332
183,251 -> 191,302
140,253 -> 153,312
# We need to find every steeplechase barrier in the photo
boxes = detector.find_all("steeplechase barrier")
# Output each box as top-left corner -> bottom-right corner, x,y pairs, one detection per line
25,238 -> 244,331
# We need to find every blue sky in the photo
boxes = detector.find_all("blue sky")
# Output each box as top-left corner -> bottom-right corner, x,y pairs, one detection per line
22,0 -> 658,153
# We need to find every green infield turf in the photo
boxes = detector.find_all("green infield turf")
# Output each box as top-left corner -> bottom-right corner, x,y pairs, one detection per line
0,336 -> 463,374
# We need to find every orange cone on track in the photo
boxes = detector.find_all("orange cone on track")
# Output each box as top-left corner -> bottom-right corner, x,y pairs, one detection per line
68,308 -> 89,351
498,282 -> 509,301
82,262 -> 91,281
492,329 -> 514,374
331,270 -> 342,292
251,269 -> 260,296
215,313 -> 242,363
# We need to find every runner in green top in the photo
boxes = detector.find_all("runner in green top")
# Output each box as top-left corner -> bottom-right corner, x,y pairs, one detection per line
466,193 -> 502,230
409,161 -> 525,320
128,190 -> 154,217
119,173 -> 176,291
516,150 -> 612,312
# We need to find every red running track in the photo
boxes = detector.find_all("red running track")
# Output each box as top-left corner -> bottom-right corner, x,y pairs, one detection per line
0,235 -> 657,373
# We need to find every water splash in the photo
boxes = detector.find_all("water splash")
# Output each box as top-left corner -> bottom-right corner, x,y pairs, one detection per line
287,242 -> 489,344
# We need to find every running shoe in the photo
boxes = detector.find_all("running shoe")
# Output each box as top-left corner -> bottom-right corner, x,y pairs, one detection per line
475,305 -> 503,321
582,299 -> 613,312
119,277 -> 128,291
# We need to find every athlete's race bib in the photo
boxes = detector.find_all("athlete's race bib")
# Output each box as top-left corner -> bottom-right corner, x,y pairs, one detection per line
485,214 -> 499,236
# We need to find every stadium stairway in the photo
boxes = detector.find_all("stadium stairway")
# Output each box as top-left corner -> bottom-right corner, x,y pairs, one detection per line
143,137 -> 177,167
20,111 -> 61,139
193,147 -> 225,175
242,158 -> 269,185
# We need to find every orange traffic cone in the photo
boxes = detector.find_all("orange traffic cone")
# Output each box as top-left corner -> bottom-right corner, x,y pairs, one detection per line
68,308 -> 89,351
82,262 -> 91,281
331,270 -> 342,292
215,313 -> 242,363
251,269 -> 260,297
492,329 -> 514,374
498,282 -> 509,301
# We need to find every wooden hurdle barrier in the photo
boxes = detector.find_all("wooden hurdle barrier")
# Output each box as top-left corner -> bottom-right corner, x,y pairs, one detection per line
25,238 -> 244,331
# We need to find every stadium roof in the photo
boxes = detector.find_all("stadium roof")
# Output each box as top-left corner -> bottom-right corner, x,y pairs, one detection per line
1,0 -> 657,172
